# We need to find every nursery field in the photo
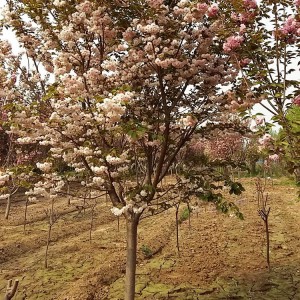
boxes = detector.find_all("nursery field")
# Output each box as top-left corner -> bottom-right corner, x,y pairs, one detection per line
0,177 -> 299,300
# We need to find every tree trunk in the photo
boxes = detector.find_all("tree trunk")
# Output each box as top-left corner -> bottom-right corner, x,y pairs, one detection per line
294,167 -> 300,185
5,194 -> 11,220
125,214 -> 139,300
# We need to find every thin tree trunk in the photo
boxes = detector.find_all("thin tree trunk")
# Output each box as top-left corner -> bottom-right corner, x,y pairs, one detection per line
89,204 -> 95,243
175,204 -> 180,256
45,199 -> 55,268
45,223 -> 52,268
187,203 -> 191,230
265,216 -> 270,271
67,181 -> 71,205
5,194 -> 11,220
89,191 -> 96,242
125,215 -> 139,300
24,197 -> 29,234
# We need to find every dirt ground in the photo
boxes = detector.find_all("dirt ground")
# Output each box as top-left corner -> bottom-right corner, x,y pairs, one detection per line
0,177 -> 299,300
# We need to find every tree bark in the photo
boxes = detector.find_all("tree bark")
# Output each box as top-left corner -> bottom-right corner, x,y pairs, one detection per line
125,214 -> 139,300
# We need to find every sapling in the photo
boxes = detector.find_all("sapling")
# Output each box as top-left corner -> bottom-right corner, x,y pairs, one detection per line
175,202 -> 180,256
88,189 -> 98,243
256,177 -> 271,270
44,198 -> 59,268
187,202 -> 192,230
23,196 -> 30,234
89,199 -> 97,243
67,180 -> 71,205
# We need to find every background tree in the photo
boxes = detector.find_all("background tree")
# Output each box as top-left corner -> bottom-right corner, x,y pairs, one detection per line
231,0 -> 300,182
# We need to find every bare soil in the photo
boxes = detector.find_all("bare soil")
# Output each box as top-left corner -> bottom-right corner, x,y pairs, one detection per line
0,177 -> 299,299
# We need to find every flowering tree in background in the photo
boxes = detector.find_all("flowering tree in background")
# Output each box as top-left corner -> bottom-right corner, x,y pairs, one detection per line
1,0 -> 260,299
231,0 -> 300,183
184,129 -> 262,177
276,103 -> 300,182
204,131 -> 245,168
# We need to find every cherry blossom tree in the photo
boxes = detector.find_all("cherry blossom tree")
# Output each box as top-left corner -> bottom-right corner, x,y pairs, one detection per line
230,0 -> 300,182
1,0 -> 258,298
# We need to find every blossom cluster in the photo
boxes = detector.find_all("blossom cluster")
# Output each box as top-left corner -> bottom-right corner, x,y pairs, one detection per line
279,16 -> 300,43
223,36 -> 244,53
223,0 -> 258,54
111,203 -> 147,217
258,134 -> 273,149
293,95 -> 300,106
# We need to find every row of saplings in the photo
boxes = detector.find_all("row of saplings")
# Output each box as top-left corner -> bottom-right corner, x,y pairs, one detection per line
2,175 -> 274,299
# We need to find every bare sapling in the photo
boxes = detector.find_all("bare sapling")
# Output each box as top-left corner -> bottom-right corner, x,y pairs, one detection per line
175,203 -> 180,256
4,279 -> 19,300
23,196 -> 30,234
44,198 -> 59,268
67,180 -> 71,205
88,190 -> 96,243
256,177 -> 271,270
187,202 -> 191,230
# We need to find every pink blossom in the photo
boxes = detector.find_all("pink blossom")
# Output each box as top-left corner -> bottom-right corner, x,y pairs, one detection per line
196,3 -> 208,14
279,16 -> 299,36
243,0 -> 257,10
239,24 -> 247,34
258,134 -> 273,146
250,116 -> 265,131
123,29 -> 136,42
231,12 -> 256,24
255,115 -> 265,125
240,58 -> 251,67
207,4 -> 219,17
293,95 -> 300,106
295,0 -> 300,8
223,35 -> 244,53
